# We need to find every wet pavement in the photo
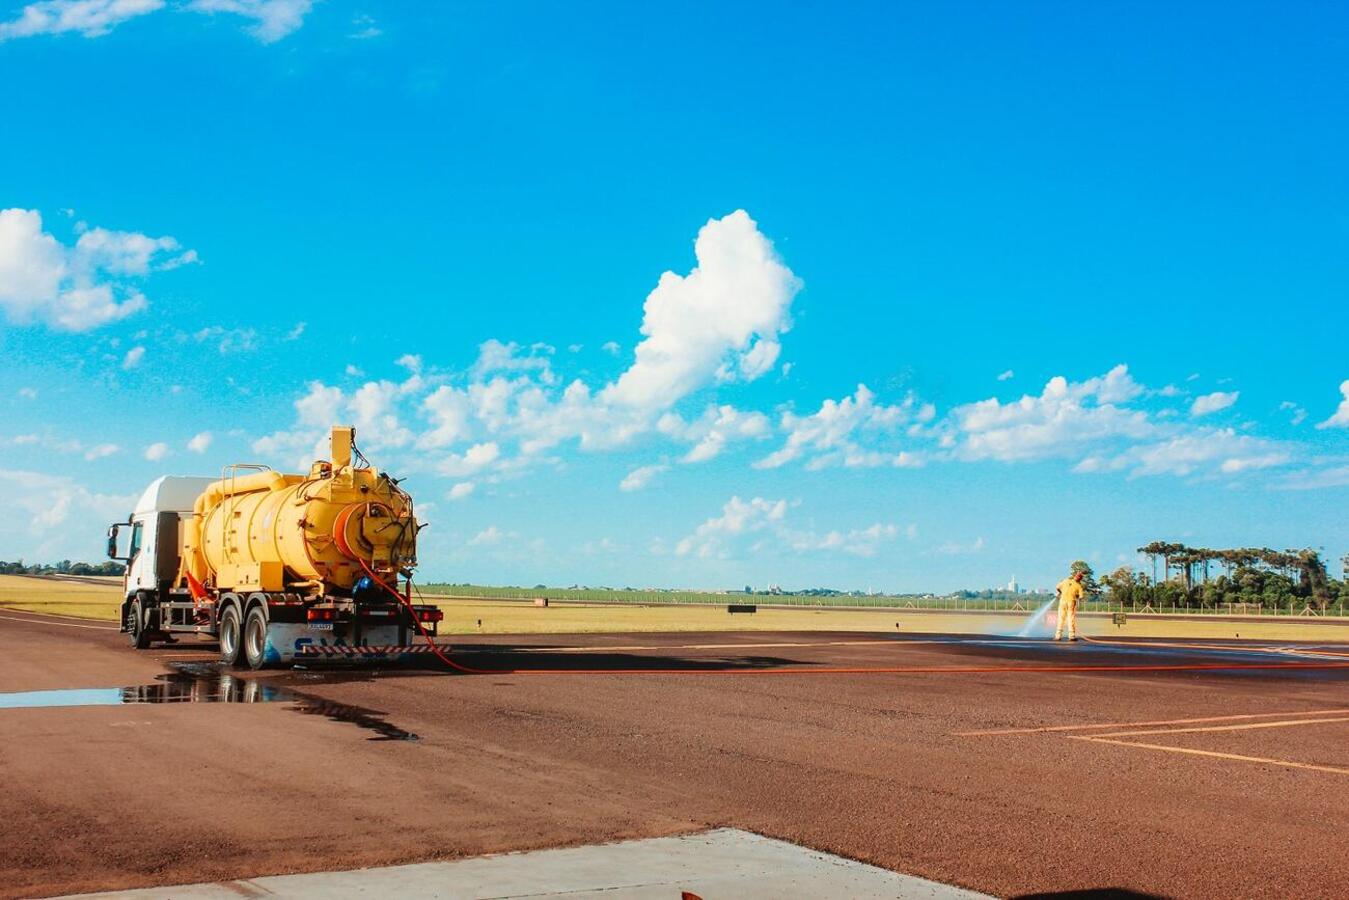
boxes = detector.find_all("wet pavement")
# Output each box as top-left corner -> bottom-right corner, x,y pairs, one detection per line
0,663 -> 418,741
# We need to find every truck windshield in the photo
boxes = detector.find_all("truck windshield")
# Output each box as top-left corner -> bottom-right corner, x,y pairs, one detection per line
129,521 -> 143,558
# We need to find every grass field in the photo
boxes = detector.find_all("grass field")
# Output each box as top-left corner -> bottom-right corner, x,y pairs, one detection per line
2,574 -> 1346,643
0,574 -> 124,621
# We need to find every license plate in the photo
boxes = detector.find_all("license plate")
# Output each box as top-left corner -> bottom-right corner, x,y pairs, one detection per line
308,623 -> 334,631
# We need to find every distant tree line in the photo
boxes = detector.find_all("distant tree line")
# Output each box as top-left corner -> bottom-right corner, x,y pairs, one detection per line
0,559 -> 125,576
1094,542 -> 1346,611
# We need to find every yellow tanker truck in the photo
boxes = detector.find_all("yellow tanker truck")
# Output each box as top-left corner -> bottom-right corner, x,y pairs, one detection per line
106,426 -> 442,668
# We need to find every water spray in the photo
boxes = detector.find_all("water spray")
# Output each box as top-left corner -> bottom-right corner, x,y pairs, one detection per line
1016,594 -> 1058,639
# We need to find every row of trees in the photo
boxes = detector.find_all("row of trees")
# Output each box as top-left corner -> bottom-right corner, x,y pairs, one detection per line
0,559 -> 125,576
1085,543 -> 1346,610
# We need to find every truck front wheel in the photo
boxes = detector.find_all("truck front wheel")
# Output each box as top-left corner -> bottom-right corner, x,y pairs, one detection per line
127,598 -> 151,650
218,605 -> 243,668
243,606 -> 269,670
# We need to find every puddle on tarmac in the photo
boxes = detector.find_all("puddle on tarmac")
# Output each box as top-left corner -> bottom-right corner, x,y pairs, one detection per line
0,664 -> 418,741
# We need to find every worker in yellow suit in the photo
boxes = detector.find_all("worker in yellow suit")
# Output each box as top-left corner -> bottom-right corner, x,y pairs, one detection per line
1053,571 -> 1086,641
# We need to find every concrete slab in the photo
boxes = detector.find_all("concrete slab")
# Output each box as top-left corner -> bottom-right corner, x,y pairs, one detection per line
62,828 -> 989,899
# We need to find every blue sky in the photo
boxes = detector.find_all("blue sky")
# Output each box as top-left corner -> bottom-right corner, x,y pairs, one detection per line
1,1 -> 1346,591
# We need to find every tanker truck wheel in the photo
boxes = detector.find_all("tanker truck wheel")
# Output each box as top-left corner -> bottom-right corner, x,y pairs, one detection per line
218,605 -> 244,668
126,598 -> 151,650
243,606 -> 270,670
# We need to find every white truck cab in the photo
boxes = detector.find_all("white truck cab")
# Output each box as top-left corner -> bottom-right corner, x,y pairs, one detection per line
108,476 -> 214,632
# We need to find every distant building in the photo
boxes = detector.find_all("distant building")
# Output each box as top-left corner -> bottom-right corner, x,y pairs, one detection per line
1008,575 -> 1019,593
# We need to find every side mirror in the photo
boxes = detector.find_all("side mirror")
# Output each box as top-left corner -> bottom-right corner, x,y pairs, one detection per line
106,524 -> 125,561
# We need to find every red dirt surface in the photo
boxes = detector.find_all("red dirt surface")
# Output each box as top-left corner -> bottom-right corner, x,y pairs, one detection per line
1,609 -> 1347,898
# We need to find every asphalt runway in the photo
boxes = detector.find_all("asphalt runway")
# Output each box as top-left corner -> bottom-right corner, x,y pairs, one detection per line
1,608 -> 1347,898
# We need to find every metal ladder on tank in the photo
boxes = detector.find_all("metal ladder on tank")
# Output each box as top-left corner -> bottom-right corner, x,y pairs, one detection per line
219,463 -> 272,576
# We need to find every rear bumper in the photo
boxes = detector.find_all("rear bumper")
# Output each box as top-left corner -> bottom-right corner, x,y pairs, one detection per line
295,642 -> 448,660
263,623 -> 426,664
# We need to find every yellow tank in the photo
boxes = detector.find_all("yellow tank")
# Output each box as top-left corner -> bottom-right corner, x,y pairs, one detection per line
182,426 -> 418,595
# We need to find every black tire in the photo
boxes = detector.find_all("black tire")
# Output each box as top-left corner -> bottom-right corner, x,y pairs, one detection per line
218,604 -> 244,668
243,606 -> 269,670
127,598 -> 151,650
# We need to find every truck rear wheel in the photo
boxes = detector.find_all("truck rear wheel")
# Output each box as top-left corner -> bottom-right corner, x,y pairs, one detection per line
243,606 -> 269,670
218,605 -> 243,668
127,598 -> 151,650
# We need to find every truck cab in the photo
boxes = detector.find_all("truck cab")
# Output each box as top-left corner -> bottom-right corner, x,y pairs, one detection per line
108,476 -> 214,641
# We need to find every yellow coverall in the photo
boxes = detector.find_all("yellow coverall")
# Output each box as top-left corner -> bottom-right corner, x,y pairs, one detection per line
1054,577 -> 1085,640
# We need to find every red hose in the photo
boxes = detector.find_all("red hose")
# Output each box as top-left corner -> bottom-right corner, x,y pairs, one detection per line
358,558 -> 478,672
356,560 -> 1349,678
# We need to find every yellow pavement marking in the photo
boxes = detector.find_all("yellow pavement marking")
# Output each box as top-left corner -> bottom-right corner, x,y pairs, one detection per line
955,708 -> 1349,736
1070,736 -> 1349,776
1092,715 -> 1349,739
0,613 -> 117,630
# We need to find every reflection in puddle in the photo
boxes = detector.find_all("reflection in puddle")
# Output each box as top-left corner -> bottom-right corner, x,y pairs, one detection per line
0,666 -> 418,741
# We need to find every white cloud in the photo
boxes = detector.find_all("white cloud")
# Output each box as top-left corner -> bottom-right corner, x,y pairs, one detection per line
675,495 -> 904,560
75,225 -> 195,274
934,536 -> 985,555
473,340 -> 555,385
349,380 -> 413,449
296,382 -> 344,427
84,443 -> 118,460
186,0 -> 312,43
619,464 -> 667,492
244,210 -> 1315,498
1316,381 -> 1349,430
194,325 -> 258,354
659,404 -> 771,463
187,431 -> 212,453
447,481 -> 476,501
144,441 -> 168,461
344,364 -> 364,377
121,345 -> 145,369
19,387 -> 38,399
419,386 -> 474,449
285,321 -> 306,340
949,365 -> 1152,463
601,210 -> 800,411
1190,390 -> 1239,418
757,384 -> 930,470
601,341 -> 620,355
997,369 -> 1014,381
0,468 -> 137,561
348,13 -> 379,39
253,367 -> 425,465
468,525 -> 512,547
1279,401 -> 1308,426
676,496 -> 787,558
0,0 -> 317,43
0,208 -> 191,330
252,213 -> 805,470
0,0 -> 162,41
1279,465 -> 1349,490
1076,428 -> 1291,479
784,522 -> 902,558
438,441 -> 500,477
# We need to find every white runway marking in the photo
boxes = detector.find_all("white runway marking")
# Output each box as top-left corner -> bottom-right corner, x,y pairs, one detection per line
0,613 -> 118,630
